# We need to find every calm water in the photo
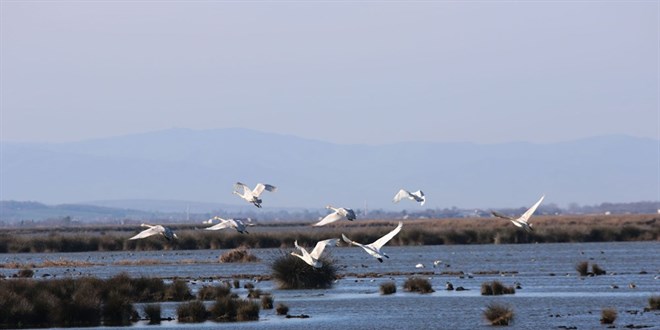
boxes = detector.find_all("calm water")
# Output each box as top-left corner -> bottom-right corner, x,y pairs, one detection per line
2,242 -> 659,329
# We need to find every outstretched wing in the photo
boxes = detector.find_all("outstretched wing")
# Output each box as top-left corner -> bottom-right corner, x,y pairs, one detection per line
491,211 -> 514,220
253,183 -> 277,197
313,211 -> 343,226
342,233 -> 365,248
344,208 -> 357,220
519,195 -> 545,224
412,190 -> 426,205
392,189 -> 410,203
369,222 -> 403,250
310,238 -> 338,259
205,219 -> 232,231
234,182 -> 251,196
129,226 -> 162,240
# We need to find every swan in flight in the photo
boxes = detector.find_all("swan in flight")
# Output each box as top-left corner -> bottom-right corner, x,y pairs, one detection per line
291,238 -> 338,268
393,189 -> 426,206
491,195 -> 545,232
342,222 -> 403,262
233,182 -> 277,208
312,205 -> 357,226
204,216 -> 251,234
129,224 -> 178,241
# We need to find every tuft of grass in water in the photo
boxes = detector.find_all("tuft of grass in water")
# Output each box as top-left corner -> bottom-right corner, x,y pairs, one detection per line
143,304 -> 161,325
481,281 -> 515,296
220,248 -> 259,263
403,277 -> 434,294
380,282 -> 397,295
261,295 -> 273,309
247,289 -> 263,299
176,300 -> 208,323
166,279 -> 193,301
236,300 -> 260,321
276,303 -> 289,315
591,263 -> 606,275
233,280 -> 241,289
16,268 -> 34,278
198,285 -> 231,301
102,291 -> 136,326
484,302 -> 514,326
576,261 -> 590,276
271,252 -> 337,289
648,296 -> 660,310
209,296 -> 237,322
600,308 -> 617,324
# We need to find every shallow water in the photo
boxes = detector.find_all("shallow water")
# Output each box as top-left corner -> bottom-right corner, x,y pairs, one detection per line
2,242 -> 659,329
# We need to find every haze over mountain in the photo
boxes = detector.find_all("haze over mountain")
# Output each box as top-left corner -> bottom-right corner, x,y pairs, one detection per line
1,128 -> 657,211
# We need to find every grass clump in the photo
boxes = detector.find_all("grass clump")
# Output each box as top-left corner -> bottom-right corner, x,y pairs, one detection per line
166,279 -> 193,301
648,296 -> 660,311
484,302 -> 514,326
176,300 -> 208,323
276,303 -> 289,315
261,295 -> 274,309
591,263 -> 606,275
380,282 -> 397,295
576,261 -> 590,276
236,300 -> 260,321
271,253 -> 337,289
403,277 -> 434,294
220,248 -> 259,263
198,285 -> 231,301
481,281 -> 515,295
102,291 -> 137,326
600,308 -> 617,324
143,304 -> 161,325
209,296 -> 260,322
16,268 -> 34,278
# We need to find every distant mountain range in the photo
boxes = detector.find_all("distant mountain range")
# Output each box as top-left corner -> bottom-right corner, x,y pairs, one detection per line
1,128 -> 658,212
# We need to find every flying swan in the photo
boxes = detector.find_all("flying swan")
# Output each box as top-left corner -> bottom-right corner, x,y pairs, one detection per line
342,222 -> 403,262
312,205 -> 357,226
291,238 -> 338,268
491,195 -> 545,232
233,182 -> 277,208
129,224 -> 178,240
393,189 -> 426,206
204,216 -> 251,234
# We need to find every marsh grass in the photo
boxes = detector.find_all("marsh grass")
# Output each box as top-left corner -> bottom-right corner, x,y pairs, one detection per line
481,281 -> 515,295
176,300 -> 208,323
220,248 -> 259,263
576,261 -> 590,276
275,303 -> 289,315
591,263 -> 606,275
102,291 -> 137,326
198,285 -> 231,301
380,281 -> 397,295
484,302 -> 514,326
143,304 -> 161,324
261,295 -> 273,309
16,268 -> 34,278
600,308 -> 617,324
403,277 -> 434,294
648,296 -> 660,310
271,252 -> 337,289
236,300 -> 260,321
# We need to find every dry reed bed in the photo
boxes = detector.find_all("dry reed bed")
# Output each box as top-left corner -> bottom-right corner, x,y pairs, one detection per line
0,215 -> 657,253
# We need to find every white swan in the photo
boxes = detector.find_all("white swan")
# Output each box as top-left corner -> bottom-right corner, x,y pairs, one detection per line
204,216 -> 250,234
233,182 -> 277,208
129,224 -> 178,240
312,205 -> 357,226
393,189 -> 426,206
491,195 -> 545,232
291,238 -> 338,268
342,222 -> 403,262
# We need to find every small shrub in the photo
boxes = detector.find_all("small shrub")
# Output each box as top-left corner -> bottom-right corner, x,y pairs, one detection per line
166,280 -> 193,301
484,302 -> 514,326
143,304 -> 161,325
592,263 -> 606,276
244,282 -> 255,289
247,289 -> 262,299
236,299 -> 260,321
209,296 -> 237,322
403,277 -> 434,294
380,282 -> 397,295
600,308 -> 617,324
176,300 -> 208,323
481,281 -> 515,296
102,291 -> 135,326
17,268 -> 34,278
576,261 -> 590,276
276,303 -> 289,315
198,285 -> 231,301
220,248 -> 259,263
648,296 -> 660,310
261,295 -> 273,309
233,280 -> 240,289
271,253 -> 337,289
481,282 -> 493,295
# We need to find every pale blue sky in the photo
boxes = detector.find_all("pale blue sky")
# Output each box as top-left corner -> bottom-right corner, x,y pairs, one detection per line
1,1 -> 658,145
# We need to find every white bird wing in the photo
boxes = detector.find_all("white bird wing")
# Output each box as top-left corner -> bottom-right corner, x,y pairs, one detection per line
368,222 -> 403,250
491,211 -> 514,220
518,195 -> 545,224
309,238 -> 338,259
234,182 -> 252,197
253,183 -> 277,197
312,211 -> 343,226
205,219 -> 232,231
342,233 -> 366,249
392,189 -> 410,203
412,190 -> 426,205
129,225 -> 162,240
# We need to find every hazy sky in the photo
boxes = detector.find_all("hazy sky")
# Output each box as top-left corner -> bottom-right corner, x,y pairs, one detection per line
1,1 -> 658,145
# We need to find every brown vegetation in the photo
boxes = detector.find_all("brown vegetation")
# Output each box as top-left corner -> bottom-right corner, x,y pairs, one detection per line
403,277 -> 434,294
219,248 -> 259,263
481,281 -> 515,295
600,308 -> 617,324
484,302 -> 514,326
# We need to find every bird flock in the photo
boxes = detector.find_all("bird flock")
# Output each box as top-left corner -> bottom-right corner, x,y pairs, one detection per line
128,181 -> 545,269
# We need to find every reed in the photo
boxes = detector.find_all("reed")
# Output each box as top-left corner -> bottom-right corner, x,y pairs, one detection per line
143,304 -> 161,324
219,248 -> 259,263
600,308 -> 617,324
261,295 -> 274,309
403,277 -> 434,294
591,263 -> 606,275
271,253 -> 337,289
198,285 -> 231,301
380,281 -> 397,295
236,300 -> 260,321
176,300 -> 208,323
484,302 -> 514,326
575,261 -> 590,276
